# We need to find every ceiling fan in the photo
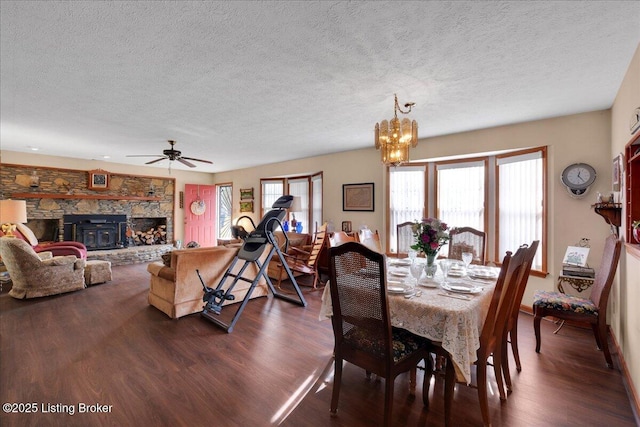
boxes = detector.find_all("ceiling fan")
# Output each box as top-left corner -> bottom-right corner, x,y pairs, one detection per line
127,140 -> 213,168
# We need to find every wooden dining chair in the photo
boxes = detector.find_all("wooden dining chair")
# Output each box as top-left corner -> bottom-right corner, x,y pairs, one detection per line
329,231 -> 357,247
357,228 -> 383,253
277,222 -> 327,289
533,234 -> 622,368
448,226 -> 486,265
425,244 -> 529,427
396,221 -> 415,256
328,241 -> 431,427
501,240 -> 539,394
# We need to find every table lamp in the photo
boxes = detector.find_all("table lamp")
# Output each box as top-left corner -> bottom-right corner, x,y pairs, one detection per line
0,199 -> 28,237
289,196 -> 302,231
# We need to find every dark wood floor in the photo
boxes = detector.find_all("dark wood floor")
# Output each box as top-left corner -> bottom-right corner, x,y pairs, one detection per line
0,263 -> 636,427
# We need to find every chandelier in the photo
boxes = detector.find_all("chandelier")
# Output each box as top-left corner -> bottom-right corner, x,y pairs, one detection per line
374,94 -> 418,166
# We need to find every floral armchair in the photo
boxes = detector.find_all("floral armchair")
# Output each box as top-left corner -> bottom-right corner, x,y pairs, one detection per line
0,238 -> 86,299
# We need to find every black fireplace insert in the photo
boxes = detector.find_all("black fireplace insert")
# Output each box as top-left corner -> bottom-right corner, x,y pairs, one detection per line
63,214 -> 127,251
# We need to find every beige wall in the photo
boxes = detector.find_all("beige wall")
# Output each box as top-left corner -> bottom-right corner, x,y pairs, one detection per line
611,43 -> 640,404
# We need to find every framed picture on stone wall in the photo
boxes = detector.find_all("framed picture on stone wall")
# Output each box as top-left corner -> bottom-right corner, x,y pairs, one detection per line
88,169 -> 109,190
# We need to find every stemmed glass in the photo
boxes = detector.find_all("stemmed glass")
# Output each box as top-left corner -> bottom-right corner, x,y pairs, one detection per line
461,252 -> 473,274
409,260 -> 423,294
440,259 -> 451,286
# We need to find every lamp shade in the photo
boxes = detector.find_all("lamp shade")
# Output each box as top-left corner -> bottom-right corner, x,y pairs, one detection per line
290,196 -> 302,212
0,200 -> 28,224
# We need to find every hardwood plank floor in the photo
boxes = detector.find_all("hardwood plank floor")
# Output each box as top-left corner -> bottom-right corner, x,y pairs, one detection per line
0,263 -> 636,426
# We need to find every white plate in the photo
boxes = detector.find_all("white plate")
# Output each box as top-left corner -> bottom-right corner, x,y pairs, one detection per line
389,271 -> 408,277
419,279 -> 438,288
387,284 -> 410,294
390,260 -> 411,267
469,269 -> 497,279
441,283 -> 482,294
448,270 -> 464,277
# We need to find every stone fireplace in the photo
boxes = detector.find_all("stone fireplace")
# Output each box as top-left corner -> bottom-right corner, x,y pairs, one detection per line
63,214 -> 128,251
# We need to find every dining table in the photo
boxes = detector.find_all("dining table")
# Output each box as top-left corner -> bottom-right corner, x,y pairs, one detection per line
319,257 -> 501,385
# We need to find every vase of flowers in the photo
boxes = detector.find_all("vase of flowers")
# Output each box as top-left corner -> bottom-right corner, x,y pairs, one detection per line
633,220 -> 640,244
410,218 -> 450,278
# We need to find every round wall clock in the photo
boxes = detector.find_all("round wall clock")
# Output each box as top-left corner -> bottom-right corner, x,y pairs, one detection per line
561,163 -> 597,198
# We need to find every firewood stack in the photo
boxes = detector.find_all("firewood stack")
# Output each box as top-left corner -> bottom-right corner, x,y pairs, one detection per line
133,225 -> 167,245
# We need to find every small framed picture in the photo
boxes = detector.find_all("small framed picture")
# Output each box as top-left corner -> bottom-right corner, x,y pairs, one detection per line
343,182 -> 374,211
88,169 -> 109,190
240,201 -> 254,213
612,154 -> 622,192
240,188 -> 254,200
342,221 -> 352,233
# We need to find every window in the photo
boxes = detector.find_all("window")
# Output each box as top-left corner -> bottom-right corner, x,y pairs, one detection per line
497,149 -> 545,271
387,147 -> 547,273
260,174 -> 323,234
288,177 -> 310,232
388,165 -> 425,253
260,179 -> 284,216
216,184 -> 233,239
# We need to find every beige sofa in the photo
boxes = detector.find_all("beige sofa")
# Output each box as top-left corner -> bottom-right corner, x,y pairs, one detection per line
147,245 -> 268,319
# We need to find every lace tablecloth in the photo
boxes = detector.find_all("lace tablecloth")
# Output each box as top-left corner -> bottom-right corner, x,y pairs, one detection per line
319,265 -> 498,384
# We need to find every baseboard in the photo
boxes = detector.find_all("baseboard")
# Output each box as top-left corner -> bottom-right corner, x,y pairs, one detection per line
610,328 -> 640,425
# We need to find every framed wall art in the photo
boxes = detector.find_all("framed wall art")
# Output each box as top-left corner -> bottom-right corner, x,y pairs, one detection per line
613,154 -> 623,192
240,201 -> 254,213
240,188 -> 254,200
342,182 -> 374,211
88,169 -> 109,190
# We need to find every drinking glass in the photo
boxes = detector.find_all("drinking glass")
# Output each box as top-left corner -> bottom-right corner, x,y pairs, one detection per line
461,252 -> 473,273
440,259 -> 451,285
408,249 -> 418,261
409,260 -> 423,293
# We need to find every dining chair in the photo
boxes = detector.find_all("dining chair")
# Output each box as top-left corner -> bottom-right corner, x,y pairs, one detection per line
501,240 -> 539,394
448,226 -> 486,265
277,222 -> 327,289
357,228 -> 383,253
328,241 -> 431,427
396,221 -> 415,257
533,234 -> 622,368
425,244 -> 529,427
329,231 -> 357,247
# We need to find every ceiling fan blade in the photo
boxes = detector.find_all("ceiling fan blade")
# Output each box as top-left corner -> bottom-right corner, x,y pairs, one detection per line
177,158 -> 196,168
126,154 -> 164,158
145,157 -> 168,165
181,156 -> 213,164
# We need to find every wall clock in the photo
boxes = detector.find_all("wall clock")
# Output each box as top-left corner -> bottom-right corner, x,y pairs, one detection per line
561,163 -> 596,198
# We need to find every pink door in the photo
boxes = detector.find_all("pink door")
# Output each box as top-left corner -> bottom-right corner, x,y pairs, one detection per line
184,184 -> 217,247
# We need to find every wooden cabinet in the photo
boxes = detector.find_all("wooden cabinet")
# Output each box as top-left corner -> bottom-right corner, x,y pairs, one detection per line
625,132 -> 640,244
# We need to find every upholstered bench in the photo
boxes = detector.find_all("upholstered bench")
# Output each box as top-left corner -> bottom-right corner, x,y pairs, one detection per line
84,260 -> 112,285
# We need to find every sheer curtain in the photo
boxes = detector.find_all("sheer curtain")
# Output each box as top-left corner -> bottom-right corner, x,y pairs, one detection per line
437,161 -> 485,256
498,151 -> 543,270
288,178 -> 310,233
389,166 -> 425,253
311,173 -> 323,233
261,179 -> 284,215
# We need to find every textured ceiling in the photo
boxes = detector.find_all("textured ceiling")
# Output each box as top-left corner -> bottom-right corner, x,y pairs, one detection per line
1,1 -> 639,173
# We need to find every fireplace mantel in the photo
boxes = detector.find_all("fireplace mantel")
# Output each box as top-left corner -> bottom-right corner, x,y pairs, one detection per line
12,193 -> 162,201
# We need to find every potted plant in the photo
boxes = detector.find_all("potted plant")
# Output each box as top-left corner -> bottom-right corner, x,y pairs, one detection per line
633,220 -> 640,244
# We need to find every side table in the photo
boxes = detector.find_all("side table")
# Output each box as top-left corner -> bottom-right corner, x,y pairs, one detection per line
557,272 -> 595,293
